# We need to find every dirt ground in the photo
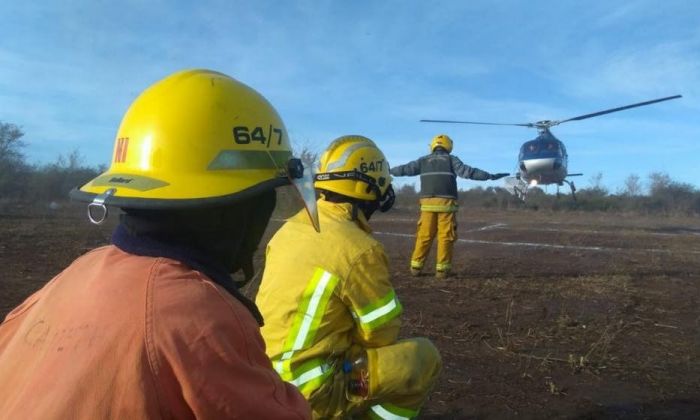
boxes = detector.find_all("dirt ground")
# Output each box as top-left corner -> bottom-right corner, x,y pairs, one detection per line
2,201 -> 700,419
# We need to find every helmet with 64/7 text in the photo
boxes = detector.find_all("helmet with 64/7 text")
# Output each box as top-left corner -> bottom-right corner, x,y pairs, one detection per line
314,135 -> 394,212
70,69 -> 319,229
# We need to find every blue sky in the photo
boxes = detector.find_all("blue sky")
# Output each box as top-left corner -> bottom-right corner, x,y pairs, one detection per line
1,0 -> 698,192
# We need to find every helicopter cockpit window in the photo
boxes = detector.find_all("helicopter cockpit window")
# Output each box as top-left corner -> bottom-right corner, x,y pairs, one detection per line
542,142 -> 562,156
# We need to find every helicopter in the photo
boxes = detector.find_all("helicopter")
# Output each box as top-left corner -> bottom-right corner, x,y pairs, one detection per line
421,95 -> 682,200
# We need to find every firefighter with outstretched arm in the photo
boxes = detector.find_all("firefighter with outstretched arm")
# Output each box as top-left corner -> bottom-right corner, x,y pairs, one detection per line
390,134 -> 508,278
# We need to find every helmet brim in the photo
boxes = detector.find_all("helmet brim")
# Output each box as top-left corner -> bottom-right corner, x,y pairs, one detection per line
70,172 -> 289,210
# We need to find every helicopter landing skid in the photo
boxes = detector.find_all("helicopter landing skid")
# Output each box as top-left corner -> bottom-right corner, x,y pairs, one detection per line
504,176 -> 528,201
563,179 -> 577,201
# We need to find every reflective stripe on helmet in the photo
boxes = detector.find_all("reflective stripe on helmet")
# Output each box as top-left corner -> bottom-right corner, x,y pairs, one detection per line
207,150 -> 291,170
352,289 -> 402,332
324,141 -> 370,171
89,173 -> 169,192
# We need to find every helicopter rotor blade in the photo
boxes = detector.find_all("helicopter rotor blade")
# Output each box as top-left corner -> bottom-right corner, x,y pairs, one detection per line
420,119 -> 534,127
556,95 -> 682,125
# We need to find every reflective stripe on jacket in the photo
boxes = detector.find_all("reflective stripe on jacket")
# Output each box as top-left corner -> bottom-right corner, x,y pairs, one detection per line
390,150 -> 492,199
419,197 -> 460,213
0,246 -> 310,419
256,200 -> 402,397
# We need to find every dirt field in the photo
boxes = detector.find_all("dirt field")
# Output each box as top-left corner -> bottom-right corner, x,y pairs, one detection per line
2,201 -> 700,419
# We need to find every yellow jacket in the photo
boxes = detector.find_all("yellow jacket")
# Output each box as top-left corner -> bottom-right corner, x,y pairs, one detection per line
256,200 -> 402,398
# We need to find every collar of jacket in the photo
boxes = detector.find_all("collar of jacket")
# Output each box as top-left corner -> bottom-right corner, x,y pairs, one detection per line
317,199 -> 372,233
111,223 -> 264,326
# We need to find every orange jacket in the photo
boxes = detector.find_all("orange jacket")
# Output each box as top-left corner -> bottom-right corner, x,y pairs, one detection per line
0,245 -> 310,419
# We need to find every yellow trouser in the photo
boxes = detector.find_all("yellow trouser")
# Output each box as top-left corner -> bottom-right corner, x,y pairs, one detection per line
410,198 -> 458,273
307,338 -> 442,419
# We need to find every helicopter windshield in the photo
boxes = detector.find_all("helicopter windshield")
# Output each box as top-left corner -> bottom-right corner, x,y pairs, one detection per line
544,142 -> 560,153
520,140 -> 562,159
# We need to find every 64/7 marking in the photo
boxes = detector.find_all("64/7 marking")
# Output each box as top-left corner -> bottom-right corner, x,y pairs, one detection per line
232,125 -> 283,148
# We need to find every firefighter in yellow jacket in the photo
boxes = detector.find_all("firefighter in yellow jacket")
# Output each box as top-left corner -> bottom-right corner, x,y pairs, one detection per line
256,135 -> 442,419
390,134 -> 508,278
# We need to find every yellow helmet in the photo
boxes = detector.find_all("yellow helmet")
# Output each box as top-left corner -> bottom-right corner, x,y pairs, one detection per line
71,69 -> 318,228
430,134 -> 453,153
315,135 -> 392,203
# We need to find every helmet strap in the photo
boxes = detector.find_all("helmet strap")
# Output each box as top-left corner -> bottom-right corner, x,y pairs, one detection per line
315,170 -> 394,218
379,185 -> 395,213
315,169 -> 376,187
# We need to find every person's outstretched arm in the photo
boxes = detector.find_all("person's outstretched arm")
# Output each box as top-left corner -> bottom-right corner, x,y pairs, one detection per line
390,159 -> 421,177
451,155 -> 508,181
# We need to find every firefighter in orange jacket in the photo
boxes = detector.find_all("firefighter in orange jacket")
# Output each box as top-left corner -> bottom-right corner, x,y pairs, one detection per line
0,70 -> 313,419
256,135 -> 442,419
390,134 -> 508,278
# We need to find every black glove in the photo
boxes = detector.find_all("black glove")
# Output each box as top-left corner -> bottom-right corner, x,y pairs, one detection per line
490,173 -> 510,180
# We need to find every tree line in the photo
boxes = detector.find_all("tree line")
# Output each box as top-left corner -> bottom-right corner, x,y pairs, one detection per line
0,122 -> 104,203
2,121 -> 699,215
394,171 -> 700,215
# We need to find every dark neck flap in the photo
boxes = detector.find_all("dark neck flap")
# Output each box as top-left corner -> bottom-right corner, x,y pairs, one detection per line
112,223 -> 264,326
